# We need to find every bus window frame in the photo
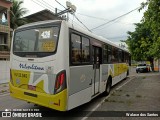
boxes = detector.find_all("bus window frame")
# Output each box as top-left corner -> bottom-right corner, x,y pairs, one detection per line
12,22 -> 61,58
69,29 -> 91,66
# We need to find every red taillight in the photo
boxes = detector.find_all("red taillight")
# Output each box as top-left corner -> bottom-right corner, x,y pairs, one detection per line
60,73 -> 64,85
54,70 -> 66,94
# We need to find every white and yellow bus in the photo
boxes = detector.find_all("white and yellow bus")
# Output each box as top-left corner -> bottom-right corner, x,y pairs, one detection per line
9,20 -> 130,111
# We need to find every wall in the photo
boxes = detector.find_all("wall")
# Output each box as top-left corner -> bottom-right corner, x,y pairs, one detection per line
0,60 -> 10,84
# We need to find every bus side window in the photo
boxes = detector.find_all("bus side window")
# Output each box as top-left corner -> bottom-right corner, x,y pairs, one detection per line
71,34 -> 81,64
82,37 -> 90,63
118,49 -> 122,63
70,33 -> 90,65
107,45 -> 112,63
103,44 -> 108,64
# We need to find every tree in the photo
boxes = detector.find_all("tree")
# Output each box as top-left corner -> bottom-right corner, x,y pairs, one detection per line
10,0 -> 28,30
126,22 -> 153,61
140,0 -> 160,58
126,0 -> 160,68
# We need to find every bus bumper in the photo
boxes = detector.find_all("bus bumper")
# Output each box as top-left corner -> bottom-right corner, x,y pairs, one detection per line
9,82 -> 67,111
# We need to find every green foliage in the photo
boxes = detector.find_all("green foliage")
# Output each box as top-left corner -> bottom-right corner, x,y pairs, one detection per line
10,0 -> 28,29
126,23 -> 152,61
126,0 -> 160,61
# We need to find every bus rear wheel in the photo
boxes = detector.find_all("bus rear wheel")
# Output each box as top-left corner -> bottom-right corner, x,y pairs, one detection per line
104,78 -> 112,96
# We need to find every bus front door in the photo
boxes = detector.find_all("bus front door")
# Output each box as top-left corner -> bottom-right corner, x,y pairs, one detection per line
92,46 -> 101,96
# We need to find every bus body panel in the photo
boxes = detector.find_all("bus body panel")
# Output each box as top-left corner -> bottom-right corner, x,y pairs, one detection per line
68,66 -> 93,96
67,66 -> 93,110
10,57 -> 56,93
101,64 -> 109,92
111,63 -> 128,86
9,82 -> 67,111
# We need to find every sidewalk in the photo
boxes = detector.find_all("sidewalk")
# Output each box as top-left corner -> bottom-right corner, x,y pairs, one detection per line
87,74 -> 160,119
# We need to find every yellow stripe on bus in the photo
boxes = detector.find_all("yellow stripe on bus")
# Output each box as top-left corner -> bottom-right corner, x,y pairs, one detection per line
9,82 -> 67,111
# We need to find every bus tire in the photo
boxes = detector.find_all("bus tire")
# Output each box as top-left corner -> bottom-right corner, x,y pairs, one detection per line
104,77 -> 112,96
127,70 -> 129,76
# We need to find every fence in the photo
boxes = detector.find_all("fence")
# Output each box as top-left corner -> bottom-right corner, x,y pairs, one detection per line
0,60 -> 10,84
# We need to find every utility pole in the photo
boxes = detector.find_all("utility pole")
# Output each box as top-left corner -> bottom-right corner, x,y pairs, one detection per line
55,1 -> 76,21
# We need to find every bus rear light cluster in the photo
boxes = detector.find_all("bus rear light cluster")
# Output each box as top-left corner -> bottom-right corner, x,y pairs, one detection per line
54,70 -> 67,94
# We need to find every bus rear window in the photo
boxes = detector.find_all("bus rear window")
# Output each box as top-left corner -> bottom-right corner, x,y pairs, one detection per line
13,26 -> 59,57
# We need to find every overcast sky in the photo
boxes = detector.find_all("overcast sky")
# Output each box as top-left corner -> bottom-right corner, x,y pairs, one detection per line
23,0 -> 147,45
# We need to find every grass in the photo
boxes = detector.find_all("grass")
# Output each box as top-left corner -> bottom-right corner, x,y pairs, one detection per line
109,100 -> 116,102
111,91 -> 121,96
118,101 -> 125,103
116,94 -> 121,96
115,89 -> 123,92
126,100 -> 133,106
126,94 -> 130,97
105,99 -> 125,103
105,99 -> 109,102
136,95 -> 142,98
111,92 -> 116,96
142,76 -> 146,79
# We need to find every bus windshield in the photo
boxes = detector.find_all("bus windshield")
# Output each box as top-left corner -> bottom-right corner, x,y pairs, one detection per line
13,26 -> 59,57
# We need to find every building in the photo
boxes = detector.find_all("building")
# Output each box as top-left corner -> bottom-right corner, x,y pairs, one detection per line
153,59 -> 160,72
24,9 -> 62,23
0,0 -> 12,60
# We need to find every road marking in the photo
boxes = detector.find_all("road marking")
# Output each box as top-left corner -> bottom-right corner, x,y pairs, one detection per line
81,94 -> 111,120
81,77 -> 136,120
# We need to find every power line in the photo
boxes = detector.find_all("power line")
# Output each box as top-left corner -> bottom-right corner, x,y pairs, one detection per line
31,0 -> 46,10
68,19 -> 87,30
74,14 -> 91,32
55,0 -> 66,9
54,0 -> 91,32
31,0 -> 55,12
77,13 -> 108,21
31,0 -> 62,13
41,0 -> 56,11
77,13 -> 134,26
90,7 -> 140,31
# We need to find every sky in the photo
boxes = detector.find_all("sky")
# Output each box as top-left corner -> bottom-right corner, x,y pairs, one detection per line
22,0 -> 147,46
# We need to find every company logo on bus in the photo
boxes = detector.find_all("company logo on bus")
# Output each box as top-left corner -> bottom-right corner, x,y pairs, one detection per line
19,63 -> 44,71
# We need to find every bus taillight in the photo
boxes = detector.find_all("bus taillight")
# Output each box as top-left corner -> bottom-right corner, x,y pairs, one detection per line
54,70 -> 67,94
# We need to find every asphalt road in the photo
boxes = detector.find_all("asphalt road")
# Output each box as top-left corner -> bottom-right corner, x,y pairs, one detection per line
0,78 -> 131,120
0,67 -> 160,120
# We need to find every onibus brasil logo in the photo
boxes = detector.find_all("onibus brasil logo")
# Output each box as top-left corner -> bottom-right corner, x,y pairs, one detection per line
1,109 -> 42,118
2,109 -> 11,117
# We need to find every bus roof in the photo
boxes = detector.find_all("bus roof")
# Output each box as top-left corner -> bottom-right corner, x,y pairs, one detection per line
65,21 -> 129,53
16,20 -> 129,53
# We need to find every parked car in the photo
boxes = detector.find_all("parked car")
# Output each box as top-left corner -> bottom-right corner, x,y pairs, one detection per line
136,64 -> 150,73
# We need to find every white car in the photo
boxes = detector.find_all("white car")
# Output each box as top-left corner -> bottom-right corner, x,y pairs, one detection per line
136,64 -> 150,73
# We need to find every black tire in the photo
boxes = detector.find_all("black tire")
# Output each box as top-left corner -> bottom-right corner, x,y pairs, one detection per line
104,78 -> 112,96
127,70 -> 129,76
